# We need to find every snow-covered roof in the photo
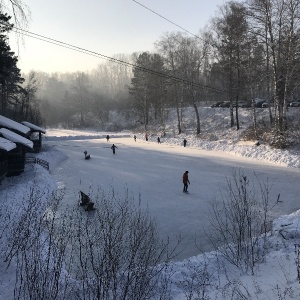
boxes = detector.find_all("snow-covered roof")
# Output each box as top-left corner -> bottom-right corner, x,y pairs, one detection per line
0,128 -> 33,149
0,115 -> 30,135
0,137 -> 16,152
21,121 -> 46,134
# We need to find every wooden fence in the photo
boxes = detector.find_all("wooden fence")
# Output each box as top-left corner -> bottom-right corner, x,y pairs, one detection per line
25,157 -> 49,170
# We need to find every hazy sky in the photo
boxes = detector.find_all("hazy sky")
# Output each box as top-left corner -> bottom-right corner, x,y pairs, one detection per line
9,0 -> 228,74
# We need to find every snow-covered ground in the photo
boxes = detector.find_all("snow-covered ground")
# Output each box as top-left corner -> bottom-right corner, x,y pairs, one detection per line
1,108 -> 300,299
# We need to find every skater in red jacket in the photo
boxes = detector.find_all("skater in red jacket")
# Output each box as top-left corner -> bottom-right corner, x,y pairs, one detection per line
183,171 -> 190,193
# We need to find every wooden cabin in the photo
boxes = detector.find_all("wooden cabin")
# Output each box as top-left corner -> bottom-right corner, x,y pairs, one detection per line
0,137 -> 16,181
0,115 -> 31,137
21,121 -> 46,153
0,116 -> 46,153
0,128 -> 33,176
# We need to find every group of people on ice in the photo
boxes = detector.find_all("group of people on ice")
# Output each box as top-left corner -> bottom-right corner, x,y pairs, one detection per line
140,133 -> 188,147
85,133 -> 191,193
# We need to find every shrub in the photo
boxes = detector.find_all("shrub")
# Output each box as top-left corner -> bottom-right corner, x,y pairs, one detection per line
207,170 -> 280,274
5,187 -> 172,299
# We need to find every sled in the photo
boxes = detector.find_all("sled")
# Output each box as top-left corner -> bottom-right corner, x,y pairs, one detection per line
79,191 -> 95,211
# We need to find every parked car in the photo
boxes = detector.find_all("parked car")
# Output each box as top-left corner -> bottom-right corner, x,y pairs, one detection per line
289,101 -> 300,107
211,101 -> 224,108
239,102 -> 251,108
211,101 -> 230,108
255,100 -> 266,108
211,101 -> 247,108
219,101 -> 230,107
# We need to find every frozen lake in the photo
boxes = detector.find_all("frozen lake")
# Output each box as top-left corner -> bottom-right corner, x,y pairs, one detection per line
46,133 -> 300,260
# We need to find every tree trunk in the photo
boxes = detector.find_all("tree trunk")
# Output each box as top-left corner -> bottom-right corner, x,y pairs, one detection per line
193,101 -> 201,135
229,72 -> 235,127
176,103 -> 181,135
265,23 -> 273,125
235,97 -> 239,131
251,88 -> 258,139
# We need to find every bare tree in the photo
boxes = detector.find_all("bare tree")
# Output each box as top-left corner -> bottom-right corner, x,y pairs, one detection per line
247,0 -> 300,139
207,170 -> 280,274
90,54 -> 132,101
0,0 -> 29,29
15,71 -> 42,123
175,259 -> 213,300
211,1 -> 249,130
72,72 -> 90,127
2,186 -> 175,299
156,33 -> 184,135
70,188 -> 172,299
156,32 -> 211,135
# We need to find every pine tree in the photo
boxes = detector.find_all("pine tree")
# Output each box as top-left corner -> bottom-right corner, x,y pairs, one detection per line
0,12 -> 24,116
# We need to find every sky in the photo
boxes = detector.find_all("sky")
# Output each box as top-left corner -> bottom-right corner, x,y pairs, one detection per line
1,121 -> 300,298
8,0 -> 229,74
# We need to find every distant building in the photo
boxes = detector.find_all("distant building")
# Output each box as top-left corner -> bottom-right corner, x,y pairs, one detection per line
0,128 -> 33,176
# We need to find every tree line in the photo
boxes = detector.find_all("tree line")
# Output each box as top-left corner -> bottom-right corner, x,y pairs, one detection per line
0,11 -> 42,124
1,0 -> 300,145
0,0 -> 42,124
129,0 -> 300,140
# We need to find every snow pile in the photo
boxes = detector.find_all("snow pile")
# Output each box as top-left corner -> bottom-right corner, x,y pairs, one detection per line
134,106 -> 300,168
174,136 -> 300,168
136,131 -> 300,168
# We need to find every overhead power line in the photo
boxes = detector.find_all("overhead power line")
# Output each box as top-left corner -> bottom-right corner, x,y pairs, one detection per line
132,0 -> 205,42
12,27 -> 226,94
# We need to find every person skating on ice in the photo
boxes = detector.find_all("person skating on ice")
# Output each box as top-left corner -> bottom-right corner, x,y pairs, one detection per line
183,170 -> 190,193
111,144 -> 117,154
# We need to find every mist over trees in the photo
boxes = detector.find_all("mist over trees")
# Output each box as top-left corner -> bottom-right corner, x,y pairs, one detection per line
32,56 -> 133,129
1,0 -> 300,146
